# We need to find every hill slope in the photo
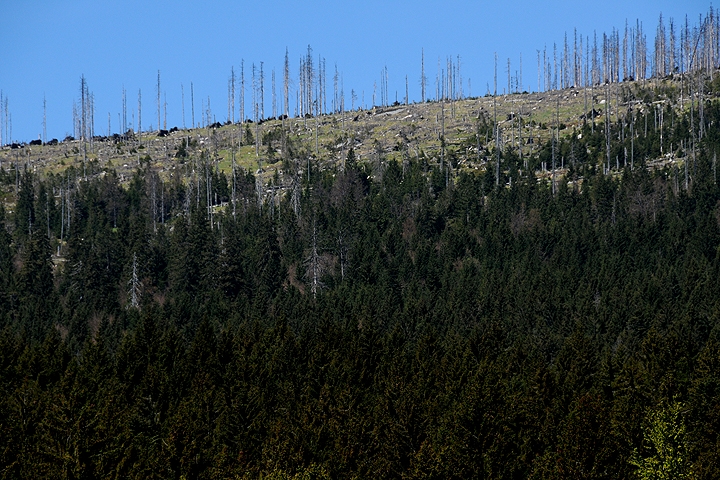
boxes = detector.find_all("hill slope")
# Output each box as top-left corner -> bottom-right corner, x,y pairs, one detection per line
2,73 -> 709,202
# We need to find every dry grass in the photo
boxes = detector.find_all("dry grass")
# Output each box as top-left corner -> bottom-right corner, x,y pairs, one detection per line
0,77 -> 693,200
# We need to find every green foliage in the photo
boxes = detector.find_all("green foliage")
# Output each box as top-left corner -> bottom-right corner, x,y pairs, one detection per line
244,123 -> 255,146
630,401 -> 692,480
175,140 -> 188,158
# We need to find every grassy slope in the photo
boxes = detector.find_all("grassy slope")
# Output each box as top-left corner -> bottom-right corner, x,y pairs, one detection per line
0,75 -> 702,207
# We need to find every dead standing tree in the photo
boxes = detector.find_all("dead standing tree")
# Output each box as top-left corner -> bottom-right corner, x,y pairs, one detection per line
127,252 -> 142,310
157,70 -> 161,133
304,219 -> 326,299
284,48 -> 290,118
80,75 -> 89,178
420,49 -> 426,103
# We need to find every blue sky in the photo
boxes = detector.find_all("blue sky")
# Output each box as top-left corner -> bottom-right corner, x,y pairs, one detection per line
0,0 -> 709,143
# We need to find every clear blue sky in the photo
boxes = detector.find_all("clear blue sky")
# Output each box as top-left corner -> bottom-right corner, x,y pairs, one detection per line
0,0 -> 709,143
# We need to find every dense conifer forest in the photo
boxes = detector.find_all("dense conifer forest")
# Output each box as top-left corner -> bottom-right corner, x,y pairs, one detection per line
3,8 -> 720,479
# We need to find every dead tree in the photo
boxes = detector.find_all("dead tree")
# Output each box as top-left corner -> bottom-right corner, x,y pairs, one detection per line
128,252 -> 141,310
138,89 -> 142,136
324,57 -> 329,113
405,75 -> 409,105
272,68 -> 277,119
122,85 -> 127,136
656,13 -> 667,77
4,96 -> 8,145
231,66 -> 236,123
304,220 -> 325,299
575,30 -> 584,86
80,75 -> 88,178
669,18 -> 676,74
563,32 -> 570,88
181,84 -> 186,130
458,54 -> 463,99
384,64 -> 389,106
605,81 -> 611,172
507,57 -> 511,94
191,82 -> 195,129
284,48 -> 290,118
42,95 -> 47,144
553,43 -> 558,89
421,48 -> 427,103
333,64 -> 339,113
305,45 -> 314,117
260,61 -> 265,120
623,22 -> 629,80
240,60 -> 246,123
157,70 -> 161,133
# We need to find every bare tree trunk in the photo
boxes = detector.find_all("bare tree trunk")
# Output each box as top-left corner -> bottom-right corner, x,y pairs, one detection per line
421,48 -> 426,102
573,28 -> 582,87
151,176 -> 157,233
122,85 -> 127,136
306,45 -> 314,118
507,57 -> 511,94
553,43 -> 558,90
272,68 -> 277,119
385,64 -> 389,106
544,47 -> 548,91
240,60 -> 245,123
333,64 -> 339,113
593,31 -> 598,85
157,70 -> 161,132
260,61 -> 265,120
605,81 -> 611,172
42,94 -> 47,144
284,49 -> 290,118
322,57 -> 327,114
138,89 -> 142,137
458,54 -> 464,99
4,96 -> 8,145
631,109 -> 634,169
623,21 -> 629,80
405,75 -> 409,105
228,78 -> 232,124
81,75 -> 87,178
305,220 -> 324,299
232,66 -> 236,123
563,32 -> 569,88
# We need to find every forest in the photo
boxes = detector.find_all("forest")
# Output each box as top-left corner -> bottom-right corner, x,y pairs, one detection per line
1,77 -> 720,478
2,8 -> 720,480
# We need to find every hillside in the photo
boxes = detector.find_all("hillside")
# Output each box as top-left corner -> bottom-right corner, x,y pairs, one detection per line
2,69 -> 720,478
2,74 -> 706,205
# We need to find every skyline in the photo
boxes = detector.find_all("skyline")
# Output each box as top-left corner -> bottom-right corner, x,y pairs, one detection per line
0,0 -> 709,144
